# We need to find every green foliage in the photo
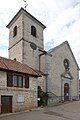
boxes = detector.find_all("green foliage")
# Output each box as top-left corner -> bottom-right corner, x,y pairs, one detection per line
38,86 -> 47,106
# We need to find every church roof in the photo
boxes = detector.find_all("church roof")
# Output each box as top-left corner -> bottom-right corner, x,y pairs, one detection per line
0,56 -> 40,77
6,7 -> 46,29
48,41 -> 79,70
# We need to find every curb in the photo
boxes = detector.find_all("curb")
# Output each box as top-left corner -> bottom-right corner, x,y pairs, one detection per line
0,107 -> 44,118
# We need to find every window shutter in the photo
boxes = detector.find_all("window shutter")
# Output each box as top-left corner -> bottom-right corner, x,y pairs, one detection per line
7,71 -> 13,87
25,75 -> 29,88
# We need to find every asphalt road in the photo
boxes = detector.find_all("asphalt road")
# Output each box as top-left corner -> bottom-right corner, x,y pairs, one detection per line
1,101 -> 80,120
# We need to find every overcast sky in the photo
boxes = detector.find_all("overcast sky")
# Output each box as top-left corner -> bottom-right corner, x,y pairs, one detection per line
0,0 -> 80,67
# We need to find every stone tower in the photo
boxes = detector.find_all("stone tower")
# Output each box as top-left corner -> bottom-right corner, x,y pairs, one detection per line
7,8 -> 46,70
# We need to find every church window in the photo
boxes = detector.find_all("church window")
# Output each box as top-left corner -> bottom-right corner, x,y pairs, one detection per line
31,26 -> 36,37
13,26 -> 17,37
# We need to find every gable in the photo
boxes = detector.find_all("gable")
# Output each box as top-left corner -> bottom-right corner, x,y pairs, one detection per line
48,41 -> 79,70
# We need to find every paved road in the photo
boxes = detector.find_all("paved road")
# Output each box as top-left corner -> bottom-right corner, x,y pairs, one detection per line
0,101 -> 80,120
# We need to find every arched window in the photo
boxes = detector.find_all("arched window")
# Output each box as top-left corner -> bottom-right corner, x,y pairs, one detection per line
31,26 -> 36,37
13,26 -> 17,37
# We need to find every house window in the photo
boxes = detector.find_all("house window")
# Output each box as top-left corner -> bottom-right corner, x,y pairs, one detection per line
13,26 -> 17,37
13,75 -> 23,88
13,75 -> 17,87
7,72 -> 29,88
31,26 -> 36,37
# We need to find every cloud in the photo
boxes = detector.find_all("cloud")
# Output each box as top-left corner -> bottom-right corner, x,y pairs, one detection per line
0,45 -> 8,50
44,40 -> 54,51
0,19 -> 5,29
44,3 -> 80,46
0,0 -> 80,67
0,49 -> 8,58
43,2 -> 80,66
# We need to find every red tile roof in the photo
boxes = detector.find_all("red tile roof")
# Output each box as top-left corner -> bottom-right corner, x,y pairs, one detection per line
0,56 -> 40,77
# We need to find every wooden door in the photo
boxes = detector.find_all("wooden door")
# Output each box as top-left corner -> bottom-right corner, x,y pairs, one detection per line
1,96 -> 12,113
64,83 -> 69,101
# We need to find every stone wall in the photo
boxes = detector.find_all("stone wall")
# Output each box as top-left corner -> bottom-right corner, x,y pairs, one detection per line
46,42 -> 79,104
22,13 -> 44,69
0,71 -> 38,113
9,14 -> 23,61
8,11 -> 44,71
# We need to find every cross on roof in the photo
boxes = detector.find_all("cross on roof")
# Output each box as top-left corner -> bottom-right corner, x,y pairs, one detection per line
23,0 -> 28,10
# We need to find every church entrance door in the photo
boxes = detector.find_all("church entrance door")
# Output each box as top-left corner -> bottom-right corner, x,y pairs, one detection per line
64,83 -> 69,101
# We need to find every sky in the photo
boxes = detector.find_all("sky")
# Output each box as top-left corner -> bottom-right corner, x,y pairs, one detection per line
0,0 -> 80,67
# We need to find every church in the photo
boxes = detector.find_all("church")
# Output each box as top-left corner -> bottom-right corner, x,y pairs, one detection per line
0,8 -> 79,113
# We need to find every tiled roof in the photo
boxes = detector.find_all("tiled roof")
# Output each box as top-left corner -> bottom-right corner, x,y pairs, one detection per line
0,56 -> 39,77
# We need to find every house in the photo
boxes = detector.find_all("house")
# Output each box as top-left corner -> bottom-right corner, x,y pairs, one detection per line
0,57 -> 39,113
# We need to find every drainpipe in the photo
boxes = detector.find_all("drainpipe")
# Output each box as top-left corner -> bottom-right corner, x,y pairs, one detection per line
38,49 -> 47,71
45,73 -> 49,106
38,49 -> 52,106
61,76 -> 62,101
38,49 -> 48,105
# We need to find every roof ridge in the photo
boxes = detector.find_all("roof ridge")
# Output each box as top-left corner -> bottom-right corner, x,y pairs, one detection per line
0,56 -> 39,76
47,41 -> 79,70
6,7 -> 46,29
47,40 -> 68,53
0,56 -> 23,64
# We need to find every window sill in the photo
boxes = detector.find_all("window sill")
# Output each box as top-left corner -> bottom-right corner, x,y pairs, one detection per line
0,87 -> 30,92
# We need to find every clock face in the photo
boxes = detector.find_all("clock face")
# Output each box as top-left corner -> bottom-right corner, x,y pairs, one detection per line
30,42 -> 37,50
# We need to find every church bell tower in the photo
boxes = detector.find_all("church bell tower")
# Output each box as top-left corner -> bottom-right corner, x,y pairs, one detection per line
7,8 -> 46,70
